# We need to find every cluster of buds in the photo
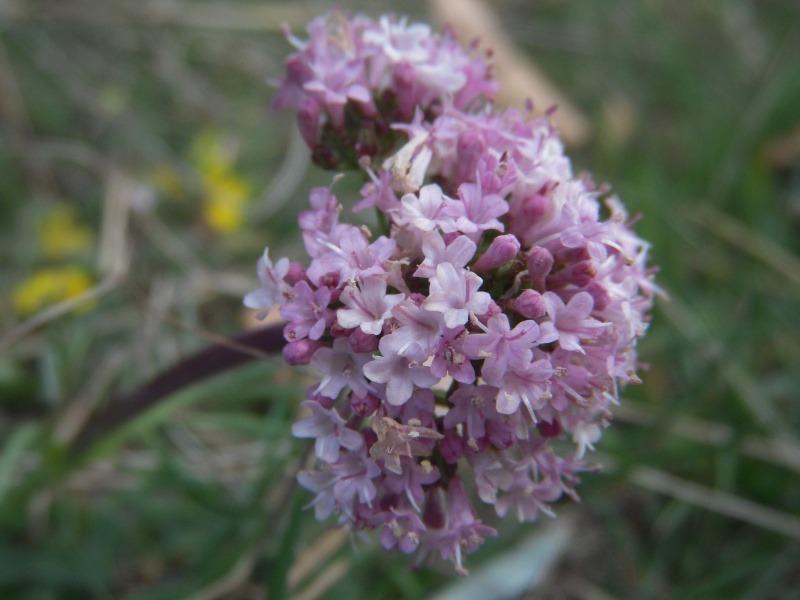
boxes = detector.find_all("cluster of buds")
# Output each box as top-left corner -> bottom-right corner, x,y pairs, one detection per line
247,13 -> 658,573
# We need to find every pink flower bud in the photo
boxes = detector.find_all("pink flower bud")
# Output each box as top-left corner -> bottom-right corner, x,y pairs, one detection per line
328,322 -> 348,337
537,419 -> 562,438
439,429 -> 465,463
297,97 -> 321,147
520,194 -> 548,222
442,231 -> 461,245
487,421 -> 516,449
362,427 -> 377,450
546,260 -> 596,288
351,392 -> 381,417
348,328 -> 380,353
526,246 -> 554,289
422,487 -> 445,529
306,387 -> 334,410
455,130 -> 485,183
508,289 -> 547,319
472,300 -> 502,327
283,339 -> 323,365
561,282 -> 610,312
285,262 -> 307,286
392,62 -> 418,120
472,234 -> 521,272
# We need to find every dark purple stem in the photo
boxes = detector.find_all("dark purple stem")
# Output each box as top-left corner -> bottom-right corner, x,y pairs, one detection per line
77,325 -> 286,449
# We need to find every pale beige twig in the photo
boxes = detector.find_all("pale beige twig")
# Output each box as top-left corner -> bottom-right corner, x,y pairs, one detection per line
615,401 -> 800,474
656,297 -> 797,443
185,545 -> 259,600
630,465 -> 800,539
428,0 -> 592,147
0,167 -> 132,352
52,351 -> 129,446
687,203 -> 800,290
288,529 -> 348,590
0,274 -> 124,353
290,559 -> 349,600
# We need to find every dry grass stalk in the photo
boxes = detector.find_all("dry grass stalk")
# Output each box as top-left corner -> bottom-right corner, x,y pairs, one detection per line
689,203 -> 800,290
287,529 -> 348,590
630,465 -> 800,539
428,0 -> 592,147
290,559 -> 349,600
615,401 -> 800,474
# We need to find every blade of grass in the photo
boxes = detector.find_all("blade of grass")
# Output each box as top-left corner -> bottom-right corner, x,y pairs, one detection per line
615,400 -> 800,474
630,465 -> 800,539
267,492 -> 305,600
287,529 -> 348,591
289,559 -> 349,600
0,423 -> 40,502
687,204 -> 800,289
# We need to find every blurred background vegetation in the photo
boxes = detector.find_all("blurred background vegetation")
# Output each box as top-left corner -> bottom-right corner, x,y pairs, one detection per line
1,0 -> 799,598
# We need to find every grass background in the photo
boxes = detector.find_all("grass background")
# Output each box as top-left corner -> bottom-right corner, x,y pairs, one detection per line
1,0 -> 799,598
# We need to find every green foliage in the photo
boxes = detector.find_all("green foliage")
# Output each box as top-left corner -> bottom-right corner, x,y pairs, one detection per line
1,1 -> 799,598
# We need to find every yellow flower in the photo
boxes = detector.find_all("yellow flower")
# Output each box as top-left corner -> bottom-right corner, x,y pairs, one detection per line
12,266 -> 95,316
202,170 -> 250,233
39,204 -> 94,260
191,129 -> 251,234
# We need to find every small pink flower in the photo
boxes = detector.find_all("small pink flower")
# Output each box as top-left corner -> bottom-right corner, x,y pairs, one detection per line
423,263 -> 491,328
414,230 -> 476,279
543,291 -> 610,354
310,338 -> 373,399
244,249 -> 290,318
395,184 -> 457,232
363,335 -> 439,406
292,400 -> 363,463
472,234 -> 520,272
337,276 -> 403,335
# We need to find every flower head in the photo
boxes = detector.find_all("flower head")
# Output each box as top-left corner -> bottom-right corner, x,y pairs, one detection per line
249,11 -> 657,573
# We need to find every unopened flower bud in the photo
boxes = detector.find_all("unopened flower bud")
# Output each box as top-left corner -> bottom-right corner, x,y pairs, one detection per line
392,62 -> 417,120
521,194 -> 549,222
508,289 -> 547,319
306,387 -> 334,410
487,420 -> 516,449
351,392 -> 381,417
441,231 -> 461,245
283,339 -> 323,365
557,246 -> 591,263
297,97 -> 321,147
526,246 -> 554,289
422,487 -> 445,529
285,262 -> 307,286
348,327 -> 380,353
537,419 -> 562,438
439,429 -> 465,463
455,130 -> 485,183
472,234 -> 520,272
561,282 -> 610,312
546,260 -> 595,288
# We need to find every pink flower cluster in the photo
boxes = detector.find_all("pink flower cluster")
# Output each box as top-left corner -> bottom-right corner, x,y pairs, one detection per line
272,13 -> 497,170
248,13 -> 658,573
